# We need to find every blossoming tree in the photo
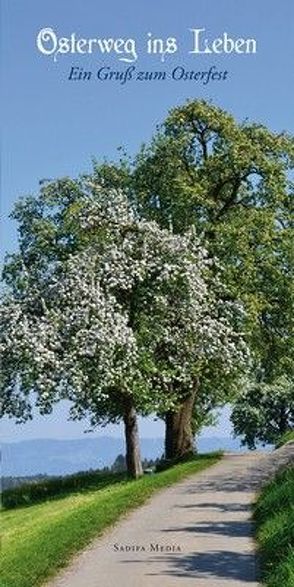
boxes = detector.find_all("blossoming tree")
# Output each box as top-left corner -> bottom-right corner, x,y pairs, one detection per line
1,184 -> 249,476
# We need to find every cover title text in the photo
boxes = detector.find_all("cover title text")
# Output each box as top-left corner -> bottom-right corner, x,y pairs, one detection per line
36,28 -> 257,62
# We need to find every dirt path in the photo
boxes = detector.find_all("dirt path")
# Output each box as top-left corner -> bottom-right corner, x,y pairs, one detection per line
47,444 -> 293,587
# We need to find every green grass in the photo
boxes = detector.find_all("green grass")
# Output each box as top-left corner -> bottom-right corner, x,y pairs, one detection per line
0,453 -> 220,587
2,469 -> 126,509
254,466 -> 294,587
275,430 -> 294,448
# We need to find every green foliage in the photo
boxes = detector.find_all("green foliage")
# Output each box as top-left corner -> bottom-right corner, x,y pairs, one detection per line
1,469 -> 125,510
254,466 -> 294,586
134,100 -> 293,233
0,454 -> 220,587
132,99 -> 294,381
231,376 -> 294,448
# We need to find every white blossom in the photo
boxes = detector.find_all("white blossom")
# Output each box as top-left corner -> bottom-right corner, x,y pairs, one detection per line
0,188 -> 250,423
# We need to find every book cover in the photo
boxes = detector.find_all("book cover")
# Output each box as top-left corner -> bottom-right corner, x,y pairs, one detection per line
1,1 -> 293,587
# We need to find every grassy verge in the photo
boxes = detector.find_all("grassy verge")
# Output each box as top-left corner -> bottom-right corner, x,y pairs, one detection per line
254,466 -> 294,587
275,430 -> 294,448
2,470 -> 126,509
1,453 -> 220,587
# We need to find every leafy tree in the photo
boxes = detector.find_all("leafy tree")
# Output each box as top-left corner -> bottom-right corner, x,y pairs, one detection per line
1,182 -> 248,476
231,377 -> 294,448
3,100 -> 291,464
130,99 -> 294,458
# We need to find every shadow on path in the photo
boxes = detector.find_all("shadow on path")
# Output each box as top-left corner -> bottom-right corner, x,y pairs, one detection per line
122,551 -> 258,582
177,502 -> 251,513
162,520 -> 252,538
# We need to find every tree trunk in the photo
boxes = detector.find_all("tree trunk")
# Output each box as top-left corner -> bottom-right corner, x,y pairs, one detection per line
165,384 -> 198,460
123,398 -> 143,479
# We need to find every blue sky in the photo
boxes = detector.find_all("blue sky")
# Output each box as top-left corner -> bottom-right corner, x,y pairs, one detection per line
1,0 -> 293,441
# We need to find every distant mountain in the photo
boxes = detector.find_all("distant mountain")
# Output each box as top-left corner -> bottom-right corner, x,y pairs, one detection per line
2,437 -> 162,476
1,435 -> 260,477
